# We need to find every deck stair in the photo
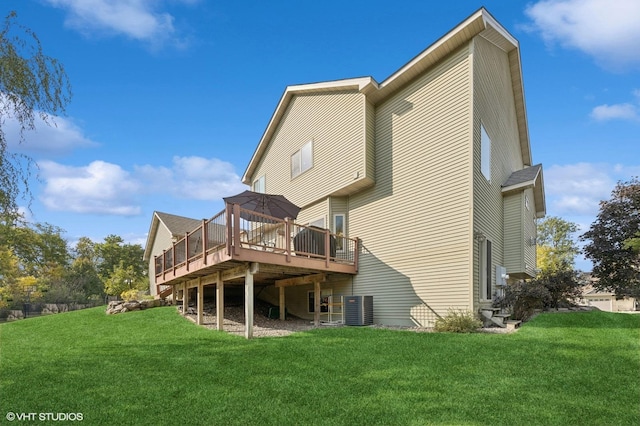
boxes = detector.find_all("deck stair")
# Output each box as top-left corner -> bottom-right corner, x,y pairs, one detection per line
158,285 -> 173,299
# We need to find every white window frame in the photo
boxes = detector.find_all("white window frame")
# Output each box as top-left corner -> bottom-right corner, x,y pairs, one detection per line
480,124 -> 491,181
253,175 -> 265,193
291,140 -> 313,179
308,217 -> 325,229
480,238 -> 492,301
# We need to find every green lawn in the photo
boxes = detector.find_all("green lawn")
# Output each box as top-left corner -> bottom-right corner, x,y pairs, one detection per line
1,307 -> 638,425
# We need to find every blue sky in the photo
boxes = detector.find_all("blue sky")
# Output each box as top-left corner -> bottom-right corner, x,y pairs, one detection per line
4,0 -> 640,271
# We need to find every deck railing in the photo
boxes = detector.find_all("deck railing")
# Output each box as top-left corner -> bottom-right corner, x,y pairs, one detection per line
154,203 -> 359,279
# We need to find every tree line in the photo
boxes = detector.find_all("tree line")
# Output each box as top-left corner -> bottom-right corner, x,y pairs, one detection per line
0,214 -> 148,312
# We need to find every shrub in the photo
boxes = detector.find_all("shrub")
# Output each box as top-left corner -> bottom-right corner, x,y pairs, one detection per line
120,289 -> 140,301
494,280 -> 550,321
536,270 -> 581,309
434,309 -> 482,333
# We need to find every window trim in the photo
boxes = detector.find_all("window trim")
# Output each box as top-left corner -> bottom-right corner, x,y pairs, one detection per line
480,238 -> 492,301
253,175 -> 265,193
308,216 -> 325,229
291,140 -> 313,179
333,213 -> 345,251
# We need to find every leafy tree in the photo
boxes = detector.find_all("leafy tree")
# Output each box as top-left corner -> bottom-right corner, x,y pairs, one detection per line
0,247 -> 20,308
68,237 -> 103,300
0,11 -> 72,216
582,178 -> 640,298
3,220 -> 69,277
624,232 -> 640,253
96,235 -> 147,297
536,216 -> 580,273
104,263 -> 147,298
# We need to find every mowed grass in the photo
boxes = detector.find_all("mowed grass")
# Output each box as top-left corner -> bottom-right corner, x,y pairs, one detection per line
0,307 -> 638,425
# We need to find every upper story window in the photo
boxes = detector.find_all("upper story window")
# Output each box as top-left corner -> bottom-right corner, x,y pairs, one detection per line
480,124 -> 491,181
291,140 -> 313,179
253,175 -> 265,193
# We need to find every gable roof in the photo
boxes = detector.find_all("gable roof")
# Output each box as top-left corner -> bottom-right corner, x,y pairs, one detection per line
243,7 -> 531,184
502,164 -> 546,218
143,211 -> 202,261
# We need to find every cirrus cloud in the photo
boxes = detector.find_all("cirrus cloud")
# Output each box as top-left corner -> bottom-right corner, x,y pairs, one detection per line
44,0 -> 198,48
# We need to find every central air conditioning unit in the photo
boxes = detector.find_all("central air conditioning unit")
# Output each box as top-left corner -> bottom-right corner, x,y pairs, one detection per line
344,295 -> 373,326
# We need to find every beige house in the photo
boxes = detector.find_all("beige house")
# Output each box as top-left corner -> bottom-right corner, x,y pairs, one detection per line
577,286 -> 638,312
146,8 -> 545,336
143,211 -> 202,297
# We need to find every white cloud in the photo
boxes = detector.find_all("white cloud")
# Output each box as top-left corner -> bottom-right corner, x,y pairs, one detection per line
135,156 -> 246,200
45,0 -> 196,47
545,163 -> 640,218
4,114 -> 98,156
525,0 -> 640,71
590,103 -> 639,122
39,156 -> 246,216
40,160 -> 141,215
590,89 -> 640,122
545,163 -> 613,216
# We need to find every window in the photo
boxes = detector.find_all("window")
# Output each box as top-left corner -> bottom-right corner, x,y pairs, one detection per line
253,175 -> 265,193
309,217 -> 325,228
333,214 -> 345,251
291,140 -> 313,178
480,239 -> 492,300
308,289 -> 332,313
481,124 -> 491,181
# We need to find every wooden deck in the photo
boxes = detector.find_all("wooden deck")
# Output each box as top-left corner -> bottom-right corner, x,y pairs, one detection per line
154,203 -> 359,291
153,204 -> 359,338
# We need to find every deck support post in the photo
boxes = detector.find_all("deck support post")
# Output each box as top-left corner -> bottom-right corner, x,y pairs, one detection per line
182,282 -> 188,316
216,271 -> 224,331
197,277 -> 204,325
279,286 -> 285,321
171,285 -> 176,305
314,280 -> 321,326
244,263 -> 258,339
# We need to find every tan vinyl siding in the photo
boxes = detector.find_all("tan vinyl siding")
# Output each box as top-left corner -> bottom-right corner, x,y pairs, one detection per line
365,100 -> 376,182
523,188 -> 537,276
329,196 -> 348,235
147,226 -> 174,295
503,192 -> 523,274
250,90 -> 371,208
349,45 -> 473,326
297,198 -> 329,227
502,188 -> 538,278
472,35 -> 525,305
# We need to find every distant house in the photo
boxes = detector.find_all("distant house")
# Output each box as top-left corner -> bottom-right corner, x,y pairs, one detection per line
143,211 -> 202,297
577,285 -> 638,312
145,8 -> 546,336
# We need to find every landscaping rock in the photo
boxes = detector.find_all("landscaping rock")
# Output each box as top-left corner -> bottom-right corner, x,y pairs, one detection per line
7,310 -> 24,321
106,299 -> 168,315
